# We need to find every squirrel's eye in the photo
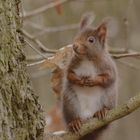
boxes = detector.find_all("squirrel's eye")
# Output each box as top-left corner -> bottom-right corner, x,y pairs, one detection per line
87,36 -> 96,44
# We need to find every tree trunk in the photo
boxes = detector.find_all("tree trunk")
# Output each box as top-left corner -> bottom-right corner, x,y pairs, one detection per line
0,0 -> 44,140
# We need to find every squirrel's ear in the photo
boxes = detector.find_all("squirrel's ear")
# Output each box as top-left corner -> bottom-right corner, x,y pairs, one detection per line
80,12 -> 95,30
96,22 -> 107,46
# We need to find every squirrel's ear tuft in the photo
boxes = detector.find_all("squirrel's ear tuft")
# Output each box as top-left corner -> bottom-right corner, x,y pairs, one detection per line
80,12 -> 95,30
96,22 -> 107,46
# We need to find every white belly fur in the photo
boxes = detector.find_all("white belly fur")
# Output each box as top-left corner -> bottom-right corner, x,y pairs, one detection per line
73,59 -> 104,119
74,86 -> 104,119
74,59 -> 97,77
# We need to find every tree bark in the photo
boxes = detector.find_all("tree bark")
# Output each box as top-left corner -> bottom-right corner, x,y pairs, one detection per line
0,0 -> 44,140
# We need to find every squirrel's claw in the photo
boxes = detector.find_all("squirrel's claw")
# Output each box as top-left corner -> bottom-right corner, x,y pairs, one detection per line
84,79 -> 95,87
68,118 -> 82,134
93,107 -> 110,120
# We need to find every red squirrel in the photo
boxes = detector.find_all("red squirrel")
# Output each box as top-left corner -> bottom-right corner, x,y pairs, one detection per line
52,14 -> 118,140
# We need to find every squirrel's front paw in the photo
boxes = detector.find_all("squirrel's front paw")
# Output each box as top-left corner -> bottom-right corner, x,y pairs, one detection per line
75,76 -> 88,86
93,107 -> 110,120
83,76 -> 95,87
68,118 -> 82,133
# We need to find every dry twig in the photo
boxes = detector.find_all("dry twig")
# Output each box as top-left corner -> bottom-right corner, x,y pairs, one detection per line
25,39 -> 48,59
33,23 -> 79,37
22,29 -> 57,53
112,52 -> 140,59
24,0 -> 70,19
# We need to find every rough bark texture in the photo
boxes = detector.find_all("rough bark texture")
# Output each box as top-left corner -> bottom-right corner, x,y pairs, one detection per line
0,0 -> 45,140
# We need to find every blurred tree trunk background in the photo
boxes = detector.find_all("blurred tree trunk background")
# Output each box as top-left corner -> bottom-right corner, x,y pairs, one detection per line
0,0 -> 44,140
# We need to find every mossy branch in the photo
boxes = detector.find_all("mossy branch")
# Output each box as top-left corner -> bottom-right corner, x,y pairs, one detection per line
44,93 -> 140,140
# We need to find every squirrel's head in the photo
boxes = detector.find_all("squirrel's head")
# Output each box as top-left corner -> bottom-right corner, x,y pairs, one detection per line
73,13 -> 107,57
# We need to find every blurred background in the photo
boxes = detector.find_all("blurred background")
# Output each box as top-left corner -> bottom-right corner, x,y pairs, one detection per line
22,0 -> 140,139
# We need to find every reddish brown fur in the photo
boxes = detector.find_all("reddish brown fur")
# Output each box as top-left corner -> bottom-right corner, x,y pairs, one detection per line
51,14 -> 118,140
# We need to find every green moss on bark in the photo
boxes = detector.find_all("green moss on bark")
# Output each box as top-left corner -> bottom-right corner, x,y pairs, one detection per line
0,0 -> 45,140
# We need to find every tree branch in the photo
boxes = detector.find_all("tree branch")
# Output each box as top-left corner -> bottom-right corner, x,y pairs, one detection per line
27,59 -> 46,67
117,59 -> 140,70
27,44 -> 140,68
22,29 -> 57,53
112,52 -> 140,59
34,23 -> 79,38
25,39 -> 48,59
23,0 -> 70,19
44,93 -> 140,140
24,22 -> 79,38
